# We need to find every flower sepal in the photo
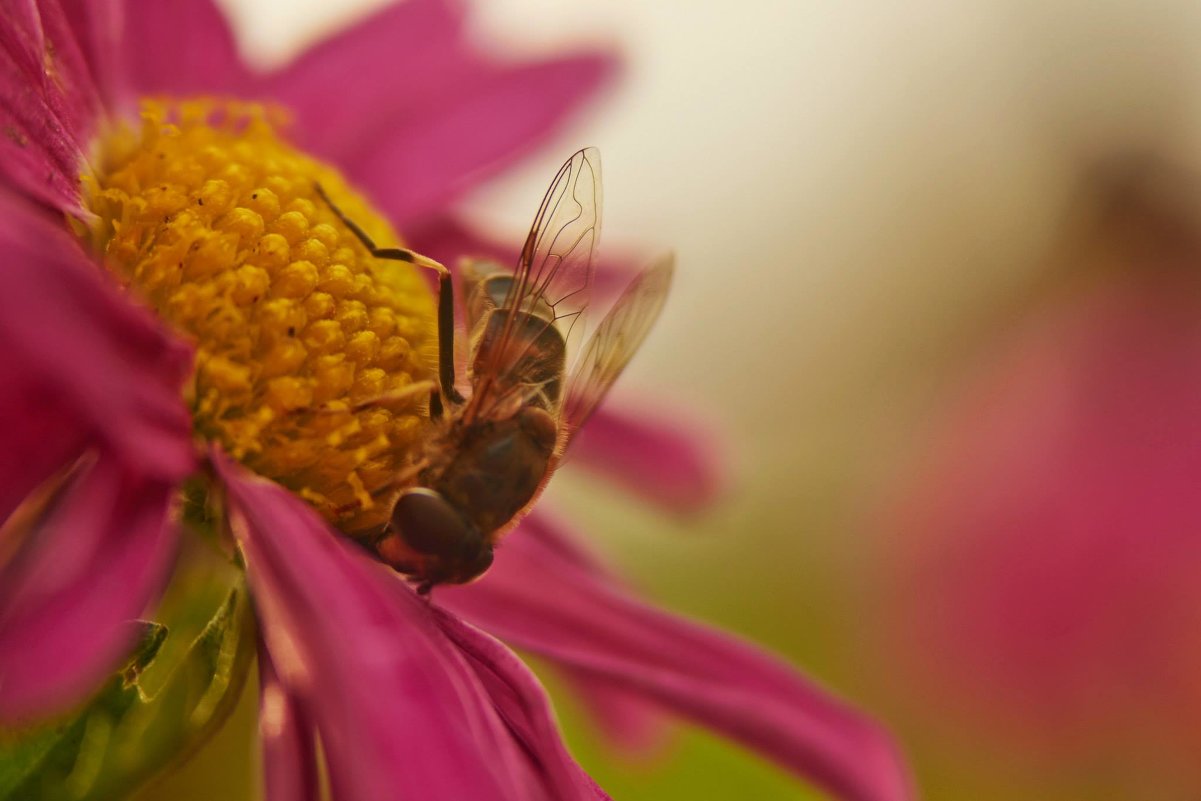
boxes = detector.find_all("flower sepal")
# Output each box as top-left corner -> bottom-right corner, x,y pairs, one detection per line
0,582 -> 254,801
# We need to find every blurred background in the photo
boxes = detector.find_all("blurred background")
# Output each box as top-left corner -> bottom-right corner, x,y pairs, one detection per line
148,1 -> 1201,799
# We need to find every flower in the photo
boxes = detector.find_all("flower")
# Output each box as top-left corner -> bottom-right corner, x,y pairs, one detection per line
0,2 -> 912,800
872,160 -> 1201,796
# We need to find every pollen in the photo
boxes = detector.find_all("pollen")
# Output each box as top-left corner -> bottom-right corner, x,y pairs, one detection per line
82,100 -> 437,533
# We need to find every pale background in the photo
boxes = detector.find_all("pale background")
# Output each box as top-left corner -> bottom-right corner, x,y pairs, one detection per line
141,2 -> 1201,799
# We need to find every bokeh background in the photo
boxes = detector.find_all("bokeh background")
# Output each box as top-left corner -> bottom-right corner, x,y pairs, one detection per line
141,2 -> 1201,799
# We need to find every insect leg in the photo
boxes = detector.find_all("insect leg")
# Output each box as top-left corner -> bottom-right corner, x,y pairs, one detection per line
315,183 -> 464,405
305,379 -> 437,415
432,272 -> 464,405
429,386 -> 444,420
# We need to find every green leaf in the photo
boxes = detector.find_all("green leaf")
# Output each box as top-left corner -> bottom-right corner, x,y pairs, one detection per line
0,622 -> 168,799
0,582 -> 255,801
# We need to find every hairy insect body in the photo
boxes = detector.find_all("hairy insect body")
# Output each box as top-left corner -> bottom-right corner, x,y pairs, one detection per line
433,405 -> 559,536
322,148 -> 672,591
381,308 -> 566,590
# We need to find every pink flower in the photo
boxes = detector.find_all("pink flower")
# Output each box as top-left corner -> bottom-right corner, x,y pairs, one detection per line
874,167 -> 1201,792
0,2 -> 912,800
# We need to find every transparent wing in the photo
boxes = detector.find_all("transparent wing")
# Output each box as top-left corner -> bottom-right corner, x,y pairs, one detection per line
559,254 -> 674,449
468,148 -> 602,418
507,147 -> 602,345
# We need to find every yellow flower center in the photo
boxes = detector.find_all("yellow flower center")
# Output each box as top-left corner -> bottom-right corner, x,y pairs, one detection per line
81,99 -> 437,533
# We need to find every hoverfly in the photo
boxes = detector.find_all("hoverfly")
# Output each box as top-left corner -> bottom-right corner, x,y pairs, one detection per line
319,148 -> 673,592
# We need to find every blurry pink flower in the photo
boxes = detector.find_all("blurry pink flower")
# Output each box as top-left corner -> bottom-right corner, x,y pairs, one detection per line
876,174 -> 1201,788
0,2 -> 912,800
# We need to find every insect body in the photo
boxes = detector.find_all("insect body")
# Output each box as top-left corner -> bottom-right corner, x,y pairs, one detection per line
322,149 -> 673,591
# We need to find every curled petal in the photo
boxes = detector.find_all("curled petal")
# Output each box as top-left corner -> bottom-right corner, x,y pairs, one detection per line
0,453 -> 179,721
432,609 -> 613,800
440,513 -> 913,801
0,0 -> 104,214
569,400 -> 727,515
0,191 -> 195,505
214,452 -> 607,801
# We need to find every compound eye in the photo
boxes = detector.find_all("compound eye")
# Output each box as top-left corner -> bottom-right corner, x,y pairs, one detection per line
390,488 -> 472,558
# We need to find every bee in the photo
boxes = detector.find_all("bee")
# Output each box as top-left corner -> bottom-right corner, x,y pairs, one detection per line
319,149 -> 673,592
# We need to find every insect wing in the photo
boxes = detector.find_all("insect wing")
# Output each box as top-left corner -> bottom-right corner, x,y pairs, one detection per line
468,148 -> 602,416
508,147 -> 602,341
559,254 -> 674,449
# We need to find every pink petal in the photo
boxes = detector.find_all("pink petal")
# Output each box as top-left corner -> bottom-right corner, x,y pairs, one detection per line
0,190 -> 195,503
432,608 -> 614,801
568,399 -> 727,515
260,0 -> 473,161
407,216 -> 517,268
0,0 -> 105,215
342,52 -> 618,227
439,512 -> 913,801
876,266 -> 1201,755
118,0 -> 252,97
0,453 -> 179,721
0,365 -> 87,527
560,672 -> 671,755
256,0 -> 616,225
58,0 -> 126,111
258,646 -> 319,801
214,452 -> 608,801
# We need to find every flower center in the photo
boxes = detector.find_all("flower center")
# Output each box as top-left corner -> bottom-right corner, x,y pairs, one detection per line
82,99 -> 437,533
